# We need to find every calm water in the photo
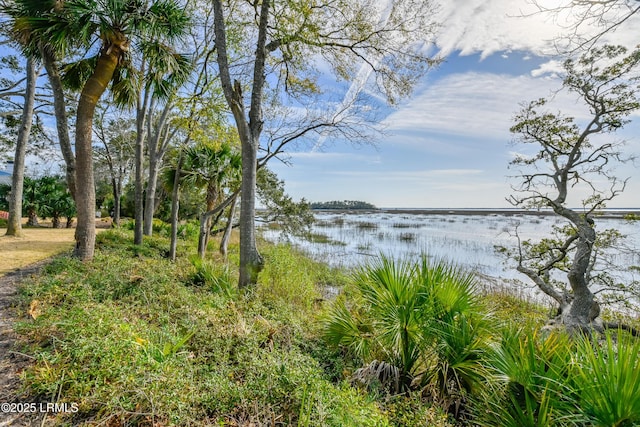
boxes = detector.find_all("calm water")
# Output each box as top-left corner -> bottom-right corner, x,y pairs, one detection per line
262,210 -> 640,290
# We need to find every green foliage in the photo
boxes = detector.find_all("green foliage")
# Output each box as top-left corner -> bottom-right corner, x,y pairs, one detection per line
258,244 -> 324,312
572,332 -> 640,426
0,183 -> 10,210
476,327 -> 640,427
18,175 -> 75,226
14,229 -> 389,425
324,255 -> 492,402
257,168 -> 314,237
12,227 -> 640,425
475,328 -> 578,427
383,394 -> 456,427
188,256 -> 236,298
623,213 -> 639,221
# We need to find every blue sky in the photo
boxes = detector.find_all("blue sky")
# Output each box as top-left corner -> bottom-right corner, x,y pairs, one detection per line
270,0 -> 640,208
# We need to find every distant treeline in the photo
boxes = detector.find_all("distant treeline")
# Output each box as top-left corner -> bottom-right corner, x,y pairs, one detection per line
310,200 -> 377,210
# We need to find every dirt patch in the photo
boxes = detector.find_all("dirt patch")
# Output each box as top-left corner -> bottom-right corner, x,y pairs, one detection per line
0,219 -> 112,277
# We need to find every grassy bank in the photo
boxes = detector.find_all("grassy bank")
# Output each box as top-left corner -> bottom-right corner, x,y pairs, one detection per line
10,228 -> 640,426
12,229 -> 452,426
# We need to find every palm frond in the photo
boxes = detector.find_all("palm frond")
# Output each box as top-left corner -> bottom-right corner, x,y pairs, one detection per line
110,63 -> 141,108
61,55 -> 99,91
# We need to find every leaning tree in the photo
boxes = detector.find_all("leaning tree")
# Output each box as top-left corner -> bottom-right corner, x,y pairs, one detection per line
507,45 -> 640,331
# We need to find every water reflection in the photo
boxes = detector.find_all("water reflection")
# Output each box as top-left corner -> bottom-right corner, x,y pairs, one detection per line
262,211 -> 639,285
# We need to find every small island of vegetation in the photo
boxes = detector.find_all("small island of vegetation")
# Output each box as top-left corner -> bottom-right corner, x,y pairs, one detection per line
310,200 -> 378,210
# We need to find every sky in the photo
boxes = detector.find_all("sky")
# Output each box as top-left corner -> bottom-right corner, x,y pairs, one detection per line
269,0 -> 640,209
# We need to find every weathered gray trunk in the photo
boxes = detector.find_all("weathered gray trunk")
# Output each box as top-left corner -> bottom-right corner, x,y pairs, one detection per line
213,0 -> 268,287
40,47 -> 76,200
6,58 -> 39,237
220,193 -> 238,256
169,153 -> 183,262
551,204 -> 599,330
238,136 -> 263,286
143,102 -> 173,236
563,221 -> 599,328
134,93 -> 149,245
143,154 -> 160,235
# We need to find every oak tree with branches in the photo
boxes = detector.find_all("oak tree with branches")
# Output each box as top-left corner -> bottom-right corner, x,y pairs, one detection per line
507,45 -> 640,331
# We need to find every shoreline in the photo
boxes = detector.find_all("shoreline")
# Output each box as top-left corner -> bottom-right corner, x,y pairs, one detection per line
310,208 -> 639,219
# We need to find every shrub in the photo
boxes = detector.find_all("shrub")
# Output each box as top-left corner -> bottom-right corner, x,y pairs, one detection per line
324,254 -> 492,406
572,332 -> 640,426
188,256 -> 236,298
474,327 -> 578,427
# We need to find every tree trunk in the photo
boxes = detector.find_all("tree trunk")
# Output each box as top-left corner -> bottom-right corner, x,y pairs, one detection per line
197,191 -> 240,259
202,183 -> 220,253
143,154 -> 160,236
40,47 -> 76,200
563,222 -> 599,329
238,136 -> 263,287
74,47 -> 121,260
212,0 -> 269,287
27,210 -> 38,227
111,177 -> 121,226
133,95 -> 148,245
144,101 -> 172,236
6,58 -> 38,237
220,192 -> 238,256
169,153 -> 183,262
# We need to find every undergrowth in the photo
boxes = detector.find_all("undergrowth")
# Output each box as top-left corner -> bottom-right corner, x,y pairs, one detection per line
13,229 -> 437,426
12,227 -> 639,426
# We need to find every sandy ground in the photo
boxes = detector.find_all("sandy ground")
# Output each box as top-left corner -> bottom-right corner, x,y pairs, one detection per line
0,218 -> 112,277
0,228 -> 76,277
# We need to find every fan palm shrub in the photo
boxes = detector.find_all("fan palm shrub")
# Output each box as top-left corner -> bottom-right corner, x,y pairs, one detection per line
474,327 -> 579,427
324,255 -> 492,402
571,331 -> 640,426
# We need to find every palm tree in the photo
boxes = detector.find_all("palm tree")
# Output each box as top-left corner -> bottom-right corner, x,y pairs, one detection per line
181,142 -> 241,257
9,0 -> 190,260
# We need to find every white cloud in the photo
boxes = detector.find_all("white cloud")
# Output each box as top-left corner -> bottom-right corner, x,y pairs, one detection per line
434,0 -> 640,58
531,60 -> 564,77
383,70 -> 605,142
384,72 -> 557,139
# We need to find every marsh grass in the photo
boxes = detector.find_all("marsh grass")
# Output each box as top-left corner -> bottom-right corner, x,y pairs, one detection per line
355,221 -> 378,230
